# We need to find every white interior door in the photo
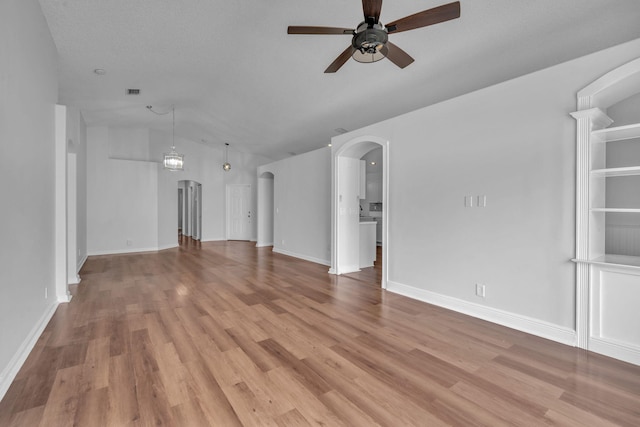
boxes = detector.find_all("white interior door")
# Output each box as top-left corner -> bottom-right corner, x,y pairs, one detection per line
227,184 -> 251,240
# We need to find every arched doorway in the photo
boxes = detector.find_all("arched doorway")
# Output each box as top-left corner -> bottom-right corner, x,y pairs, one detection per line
178,180 -> 202,241
331,136 -> 389,289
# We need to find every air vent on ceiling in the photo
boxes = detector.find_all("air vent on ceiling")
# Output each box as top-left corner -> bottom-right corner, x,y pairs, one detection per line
126,88 -> 141,95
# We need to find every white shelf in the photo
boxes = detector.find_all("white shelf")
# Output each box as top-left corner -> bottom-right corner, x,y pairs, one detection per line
591,166 -> 640,177
590,208 -> 640,213
573,255 -> 640,270
592,123 -> 640,142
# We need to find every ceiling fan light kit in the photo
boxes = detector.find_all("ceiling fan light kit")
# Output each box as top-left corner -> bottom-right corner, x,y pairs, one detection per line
351,22 -> 387,63
288,0 -> 460,73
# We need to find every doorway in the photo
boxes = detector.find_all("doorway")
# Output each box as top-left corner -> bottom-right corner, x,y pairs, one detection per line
227,184 -> 252,241
331,136 -> 389,289
178,180 -> 202,241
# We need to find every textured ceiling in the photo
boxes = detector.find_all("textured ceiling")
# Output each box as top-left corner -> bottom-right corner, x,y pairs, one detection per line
39,0 -> 640,160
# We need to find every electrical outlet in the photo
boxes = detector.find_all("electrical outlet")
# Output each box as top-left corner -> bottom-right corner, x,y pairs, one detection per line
45,287 -> 48,299
477,195 -> 487,207
475,283 -> 485,298
126,239 -> 132,246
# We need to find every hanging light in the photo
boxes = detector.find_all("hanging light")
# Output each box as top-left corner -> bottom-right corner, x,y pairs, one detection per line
148,105 -> 184,171
163,107 -> 184,171
223,143 -> 231,171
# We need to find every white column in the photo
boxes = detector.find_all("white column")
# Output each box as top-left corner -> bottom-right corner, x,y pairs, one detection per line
570,107 -> 612,349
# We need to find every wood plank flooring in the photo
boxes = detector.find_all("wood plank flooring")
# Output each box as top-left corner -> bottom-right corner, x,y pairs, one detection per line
1,239 -> 639,426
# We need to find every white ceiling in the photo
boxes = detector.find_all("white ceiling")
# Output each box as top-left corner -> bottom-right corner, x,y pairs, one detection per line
39,0 -> 640,161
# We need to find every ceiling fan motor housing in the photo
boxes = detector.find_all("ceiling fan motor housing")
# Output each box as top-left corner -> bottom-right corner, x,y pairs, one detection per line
352,22 -> 388,54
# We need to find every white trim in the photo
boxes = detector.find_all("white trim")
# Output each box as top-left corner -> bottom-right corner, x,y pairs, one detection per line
58,293 -> 72,303
272,248 -> 331,267
68,274 -> 81,285
386,281 -> 576,347
589,337 -> 640,366
331,135 -> 389,290
88,247 -> 163,256
578,57 -> 640,108
158,243 -> 179,251
55,105 -> 70,302
200,238 -> 225,243
226,184 -> 252,241
255,241 -> 273,248
0,302 -> 59,401
77,254 -> 87,273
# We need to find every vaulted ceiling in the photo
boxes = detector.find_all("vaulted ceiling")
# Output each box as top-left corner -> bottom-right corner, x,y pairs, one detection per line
39,0 -> 640,160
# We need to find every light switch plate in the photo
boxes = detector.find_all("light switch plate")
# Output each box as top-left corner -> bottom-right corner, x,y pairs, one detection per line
465,195 -> 473,207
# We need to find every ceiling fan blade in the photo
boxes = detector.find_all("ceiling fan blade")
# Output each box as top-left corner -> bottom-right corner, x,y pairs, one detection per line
386,1 -> 460,34
288,26 -> 354,35
325,46 -> 356,73
384,42 -> 414,69
362,0 -> 383,24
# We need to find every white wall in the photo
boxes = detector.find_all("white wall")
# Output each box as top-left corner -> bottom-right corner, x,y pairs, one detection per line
152,131 -> 222,248
76,114 -> 88,268
258,148 -> 332,265
87,127 -> 159,254
86,127 -> 271,253
257,173 -> 274,246
220,145 -> 271,241
0,0 -> 59,398
151,131 -> 271,247
65,107 -> 87,282
332,38 -> 640,340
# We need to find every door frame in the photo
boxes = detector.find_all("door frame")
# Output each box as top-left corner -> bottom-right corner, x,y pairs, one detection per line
330,135 -> 389,289
226,184 -> 252,241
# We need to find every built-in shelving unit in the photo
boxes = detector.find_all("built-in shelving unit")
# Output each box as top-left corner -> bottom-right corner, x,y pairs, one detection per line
591,166 -> 640,177
578,111 -> 640,268
582,254 -> 640,268
590,208 -> 640,213
570,57 -> 640,366
592,122 -> 640,142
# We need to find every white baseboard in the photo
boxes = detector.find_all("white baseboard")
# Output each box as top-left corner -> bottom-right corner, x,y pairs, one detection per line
335,265 -> 362,275
77,254 -> 87,273
0,301 -> 59,401
157,243 -> 178,251
67,274 -> 81,285
88,246 -> 162,256
386,281 -> 576,347
200,238 -> 225,243
255,241 -> 273,248
589,337 -> 640,366
57,293 -> 72,303
272,248 -> 331,267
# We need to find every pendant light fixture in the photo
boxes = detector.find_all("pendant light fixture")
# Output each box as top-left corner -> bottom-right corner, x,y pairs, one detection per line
223,143 -> 231,171
163,106 -> 184,171
147,105 -> 184,171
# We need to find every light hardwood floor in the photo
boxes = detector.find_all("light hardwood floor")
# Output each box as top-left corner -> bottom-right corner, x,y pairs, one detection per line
1,239 -> 639,426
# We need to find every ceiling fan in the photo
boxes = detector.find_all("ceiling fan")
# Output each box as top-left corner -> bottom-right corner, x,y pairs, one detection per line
288,0 -> 460,73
